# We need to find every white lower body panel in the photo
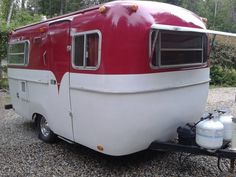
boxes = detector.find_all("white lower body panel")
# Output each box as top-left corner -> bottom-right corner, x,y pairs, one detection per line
8,68 -> 209,156
8,69 -> 74,141
70,68 -> 209,155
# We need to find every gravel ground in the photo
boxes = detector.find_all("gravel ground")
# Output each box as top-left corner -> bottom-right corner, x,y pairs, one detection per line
0,88 -> 235,177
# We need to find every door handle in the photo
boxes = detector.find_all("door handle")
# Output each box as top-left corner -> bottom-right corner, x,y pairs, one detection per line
16,92 -> 19,98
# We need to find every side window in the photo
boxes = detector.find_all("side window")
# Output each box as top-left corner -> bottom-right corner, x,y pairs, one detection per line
8,41 -> 29,65
73,31 -> 100,69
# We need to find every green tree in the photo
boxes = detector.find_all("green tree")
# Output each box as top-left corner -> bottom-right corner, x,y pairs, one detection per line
36,0 -> 83,18
0,0 -> 42,62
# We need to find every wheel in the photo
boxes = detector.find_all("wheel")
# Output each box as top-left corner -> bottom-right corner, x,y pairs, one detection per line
37,115 -> 57,143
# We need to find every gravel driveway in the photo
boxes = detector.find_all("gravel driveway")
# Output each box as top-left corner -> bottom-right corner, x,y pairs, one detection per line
0,88 -> 235,177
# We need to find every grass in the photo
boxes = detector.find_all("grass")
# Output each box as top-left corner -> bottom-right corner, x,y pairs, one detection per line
209,85 -> 220,89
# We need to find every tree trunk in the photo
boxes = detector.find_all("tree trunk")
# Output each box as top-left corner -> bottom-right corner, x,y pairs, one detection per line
65,0 -> 68,13
6,0 -> 15,28
0,17 -> 2,32
213,0 -> 219,29
60,0 -> 64,15
49,0 -> 52,18
21,0 -> 25,9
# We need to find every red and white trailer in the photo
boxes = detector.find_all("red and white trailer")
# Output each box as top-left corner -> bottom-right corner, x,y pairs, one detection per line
7,1 -> 236,156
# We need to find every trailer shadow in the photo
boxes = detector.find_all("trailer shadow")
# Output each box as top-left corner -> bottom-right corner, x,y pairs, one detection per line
20,121 -> 221,176
50,140 -> 222,176
59,142 -> 168,176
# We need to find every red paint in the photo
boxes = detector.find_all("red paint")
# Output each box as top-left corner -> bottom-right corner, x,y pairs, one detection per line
48,21 -> 71,86
9,0 -> 208,82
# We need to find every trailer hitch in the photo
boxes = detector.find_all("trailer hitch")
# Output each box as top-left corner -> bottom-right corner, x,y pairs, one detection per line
149,141 -> 236,174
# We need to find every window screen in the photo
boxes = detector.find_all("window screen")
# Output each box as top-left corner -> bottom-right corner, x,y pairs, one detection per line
74,35 -> 84,66
73,32 -> 100,69
8,41 -> 29,65
151,30 -> 208,68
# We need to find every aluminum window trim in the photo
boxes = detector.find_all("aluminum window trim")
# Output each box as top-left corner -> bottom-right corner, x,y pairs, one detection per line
83,34 -> 87,67
158,33 -> 161,67
161,48 -> 203,51
149,30 -> 161,68
8,40 -> 30,66
151,24 -> 236,37
201,35 -> 204,63
71,30 -> 102,71
155,62 -> 206,69
8,53 -> 25,55
149,30 -> 207,69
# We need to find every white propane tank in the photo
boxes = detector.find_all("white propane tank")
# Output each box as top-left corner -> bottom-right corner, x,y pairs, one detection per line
219,113 -> 233,141
196,118 -> 224,149
231,117 -> 236,150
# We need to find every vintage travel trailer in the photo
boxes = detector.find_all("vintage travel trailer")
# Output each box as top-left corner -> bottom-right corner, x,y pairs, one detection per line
7,1 -> 236,156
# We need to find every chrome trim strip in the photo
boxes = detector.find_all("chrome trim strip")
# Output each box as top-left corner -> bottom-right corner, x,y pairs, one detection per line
8,77 -> 49,85
70,80 -> 210,94
151,24 -> 236,37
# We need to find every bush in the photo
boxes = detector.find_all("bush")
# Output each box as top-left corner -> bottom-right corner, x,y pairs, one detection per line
210,66 -> 236,87
210,41 -> 236,87
0,32 -> 8,60
0,78 -> 8,90
0,66 -> 8,89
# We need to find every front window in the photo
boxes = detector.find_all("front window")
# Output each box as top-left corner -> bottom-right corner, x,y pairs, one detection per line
150,30 -> 208,68
8,41 -> 29,65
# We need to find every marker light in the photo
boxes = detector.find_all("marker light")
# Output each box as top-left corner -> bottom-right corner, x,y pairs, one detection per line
39,27 -> 46,33
97,145 -> 104,151
201,17 -> 208,24
99,6 -> 107,14
130,4 -> 138,12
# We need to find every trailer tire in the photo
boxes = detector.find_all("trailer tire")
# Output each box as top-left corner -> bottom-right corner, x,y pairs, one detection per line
37,115 -> 57,143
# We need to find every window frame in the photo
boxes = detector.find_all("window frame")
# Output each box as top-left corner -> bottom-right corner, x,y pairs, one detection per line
149,30 -> 207,69
8,40 -> 30,66
71,30 -> 102,70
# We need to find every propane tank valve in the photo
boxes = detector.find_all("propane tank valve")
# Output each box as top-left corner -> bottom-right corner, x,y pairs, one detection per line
231,117 -> 236,150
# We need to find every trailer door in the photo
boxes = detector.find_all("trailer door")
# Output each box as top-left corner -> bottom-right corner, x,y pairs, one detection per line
47,20 -> 74,141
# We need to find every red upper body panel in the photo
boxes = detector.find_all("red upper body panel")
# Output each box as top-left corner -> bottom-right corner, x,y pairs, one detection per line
8,0 -> 207,75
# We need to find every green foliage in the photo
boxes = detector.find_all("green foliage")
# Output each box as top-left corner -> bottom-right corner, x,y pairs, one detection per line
210,66 -> 236,86
37,0 -> 83,18
0,5 -> 42,61
210,41 -> 236,86
210,41 -> 236,69
10,10 -> 42,29
0,66 -> 8,89
0,0 -> 12,20
0,31 -> 8,60
0,78 -> 8,89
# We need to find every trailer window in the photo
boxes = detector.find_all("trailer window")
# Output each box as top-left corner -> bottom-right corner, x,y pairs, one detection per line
150,30 -> 208,68
8,41 -> 29,65
73,31 -> 101,69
